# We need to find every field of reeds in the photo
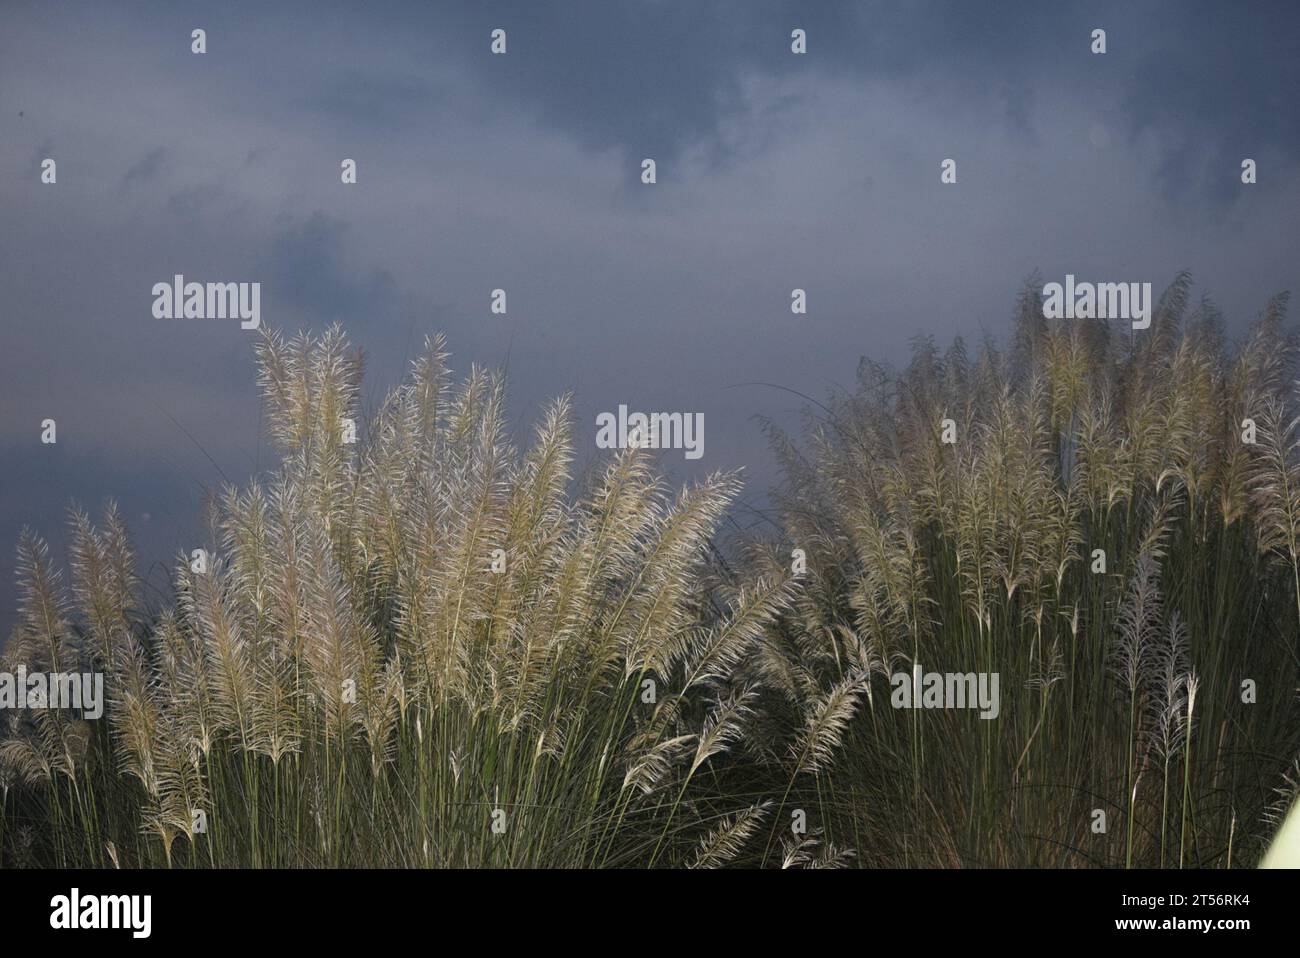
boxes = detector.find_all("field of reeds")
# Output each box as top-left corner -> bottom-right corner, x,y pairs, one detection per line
2,274 -> 1298,868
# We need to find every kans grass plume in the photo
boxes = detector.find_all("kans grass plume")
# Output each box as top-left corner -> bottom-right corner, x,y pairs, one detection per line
3,276 -> 1300,868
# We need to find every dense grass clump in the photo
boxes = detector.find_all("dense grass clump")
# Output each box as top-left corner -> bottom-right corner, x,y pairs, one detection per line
2,276 -> 1298,868
753,275 -> 1300,866
0,327 -> 801,867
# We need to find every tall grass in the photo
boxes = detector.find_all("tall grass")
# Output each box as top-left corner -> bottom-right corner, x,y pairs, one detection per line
754,275 -> 1300,866
0,327 -> 801,867
3,277 -> 1299,868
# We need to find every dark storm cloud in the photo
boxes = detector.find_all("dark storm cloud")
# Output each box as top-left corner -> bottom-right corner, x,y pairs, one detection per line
1121,1 -> 1300,204
122,147 -> 168,189
267,212 -> 398,323
294,69 -> 442,133
400,0 -> 1298,201
165,183 -> 232,223
373,0 -> 1063,171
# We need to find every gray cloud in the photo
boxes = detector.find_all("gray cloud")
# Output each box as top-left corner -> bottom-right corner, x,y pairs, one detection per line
122,146 -> 168,189
267,212 -> 398,323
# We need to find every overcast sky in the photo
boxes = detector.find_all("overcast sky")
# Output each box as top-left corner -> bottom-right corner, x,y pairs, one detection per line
2,0 -> 1298,634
